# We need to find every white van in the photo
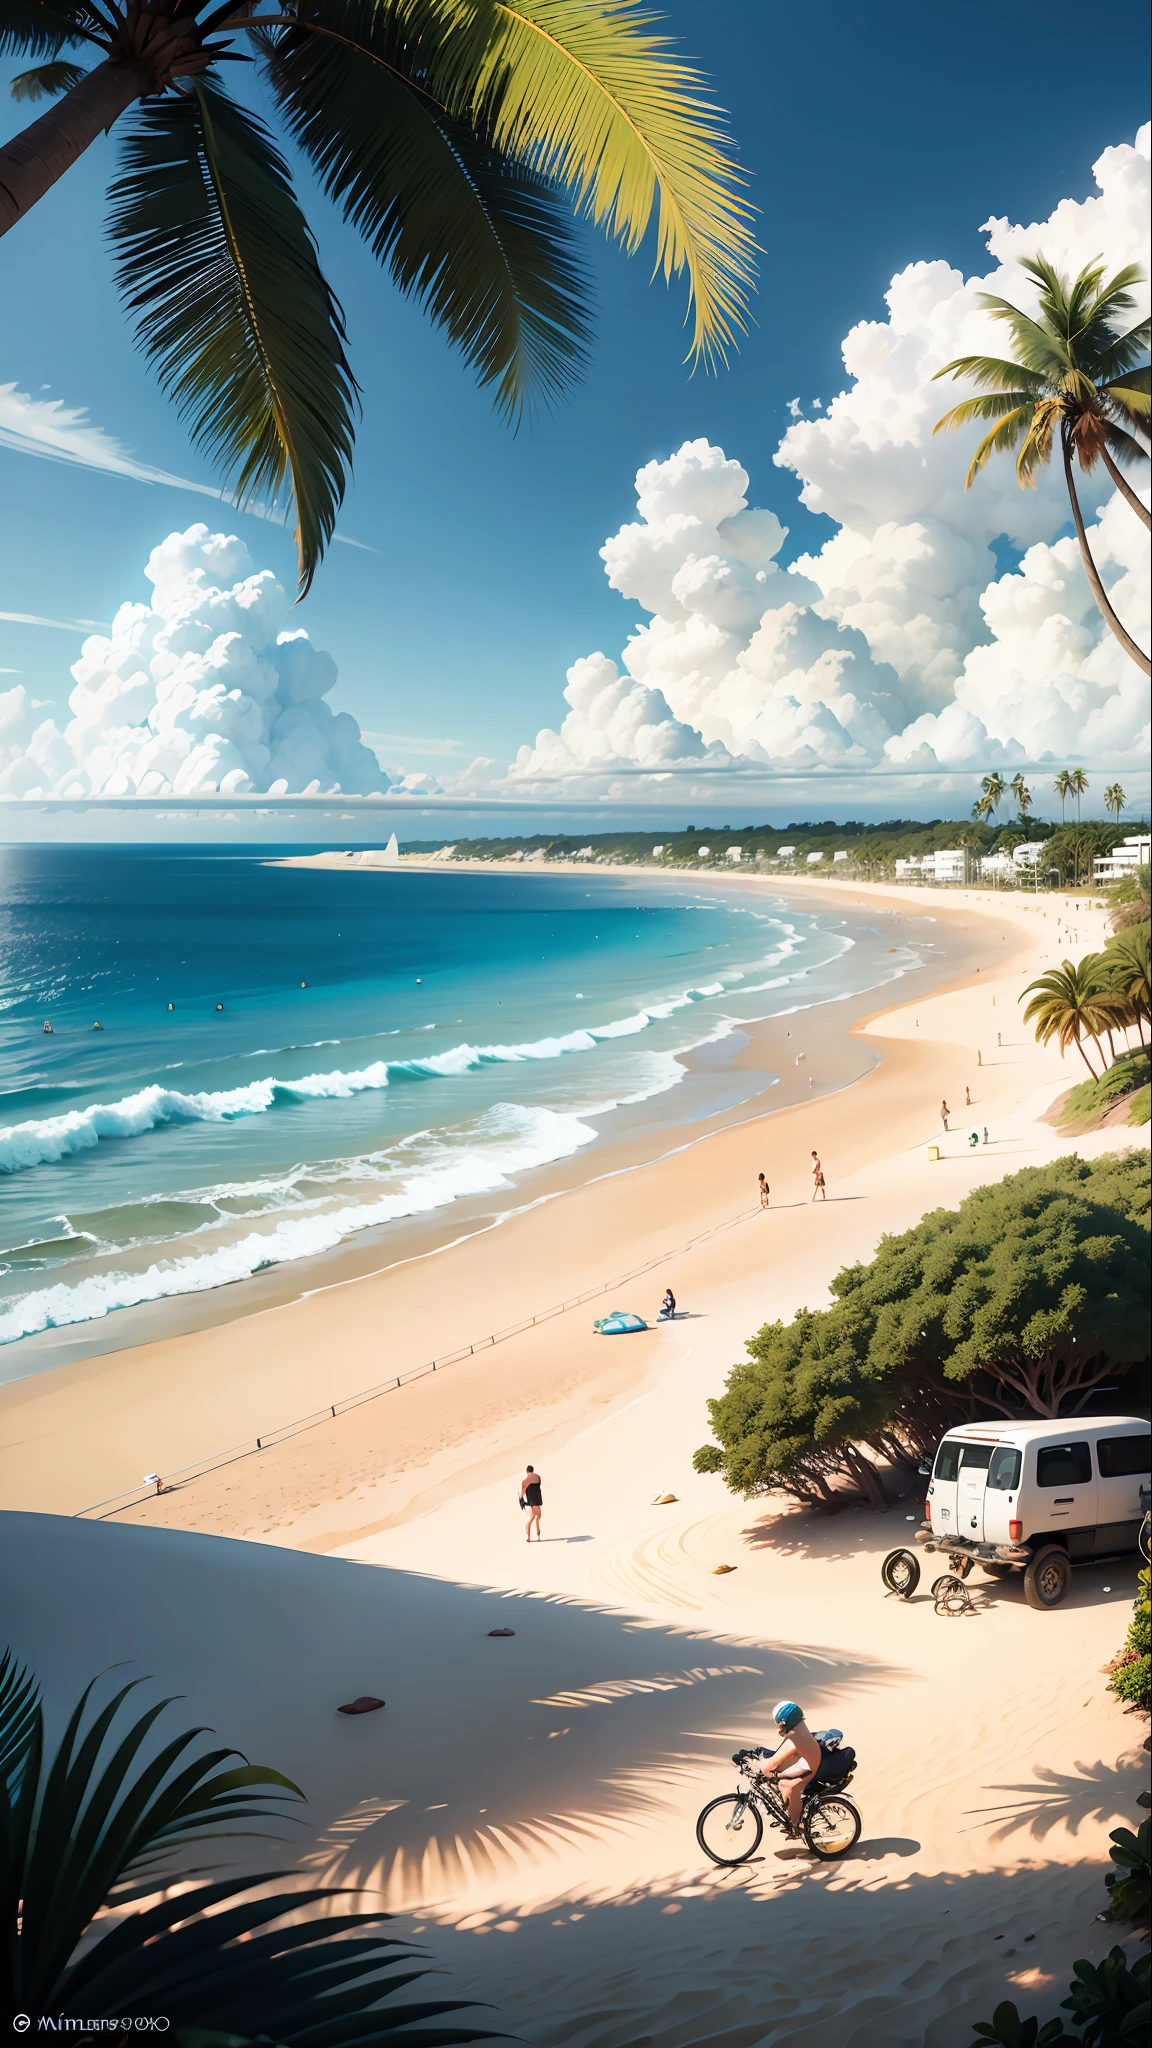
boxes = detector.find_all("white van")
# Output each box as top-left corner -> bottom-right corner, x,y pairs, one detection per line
915,1415 -> 1150,1609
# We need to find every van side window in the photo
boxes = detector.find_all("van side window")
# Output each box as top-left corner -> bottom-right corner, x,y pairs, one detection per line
1036,1443 -> 1091,1487
934,1444 -> 962,1482
959,1445 -> 993,1469
988,1447 -> 1022,1491
1097,1435 -> 1152,1478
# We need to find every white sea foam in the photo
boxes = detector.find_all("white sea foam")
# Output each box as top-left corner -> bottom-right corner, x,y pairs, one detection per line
0,1104 -> 597,1343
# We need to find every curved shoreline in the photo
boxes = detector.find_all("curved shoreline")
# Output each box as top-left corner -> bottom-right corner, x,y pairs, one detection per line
0,873 -> 1100,1526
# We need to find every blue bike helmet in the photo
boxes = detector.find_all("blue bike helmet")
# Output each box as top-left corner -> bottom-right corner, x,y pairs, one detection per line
773,1701 -> 804,1732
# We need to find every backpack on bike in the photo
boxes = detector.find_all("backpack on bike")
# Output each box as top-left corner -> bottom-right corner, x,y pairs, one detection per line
814,1744 -> 856,1784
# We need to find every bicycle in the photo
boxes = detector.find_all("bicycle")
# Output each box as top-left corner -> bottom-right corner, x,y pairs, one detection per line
696,1742 -> 862,1864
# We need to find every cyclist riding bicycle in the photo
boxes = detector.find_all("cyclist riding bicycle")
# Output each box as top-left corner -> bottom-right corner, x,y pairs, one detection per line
759,1701 -> 821,1835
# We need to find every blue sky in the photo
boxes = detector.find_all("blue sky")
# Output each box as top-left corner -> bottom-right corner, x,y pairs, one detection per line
1,0 -> 1150,796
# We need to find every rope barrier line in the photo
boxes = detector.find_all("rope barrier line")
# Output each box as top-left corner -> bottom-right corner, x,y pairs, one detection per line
75,1202 -> 760,1520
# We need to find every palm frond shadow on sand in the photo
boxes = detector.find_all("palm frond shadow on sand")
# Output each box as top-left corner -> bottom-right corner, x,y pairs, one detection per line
963,1750 -> 1149,1844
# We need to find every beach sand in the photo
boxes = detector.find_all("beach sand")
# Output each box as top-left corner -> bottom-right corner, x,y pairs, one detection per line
4,876 -> 1147,2044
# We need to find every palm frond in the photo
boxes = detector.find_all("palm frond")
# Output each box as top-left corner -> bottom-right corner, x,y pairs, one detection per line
0,1647 -> 40,1797
425,0 -> 756,368
0,0 -> 99,56
932,390 -> 1037,433
1104,363 -> 1151,422
1103,421 -> 1150,473
261,6 -> 592,418
107,81 -> 357,594
931,351 -> 1045,394
9,57 -> 87,97
973,290 -> 1072,378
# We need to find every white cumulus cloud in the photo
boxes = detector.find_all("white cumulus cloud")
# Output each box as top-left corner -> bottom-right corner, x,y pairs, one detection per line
462,125 -> 1149,801
0,525 -> 391,799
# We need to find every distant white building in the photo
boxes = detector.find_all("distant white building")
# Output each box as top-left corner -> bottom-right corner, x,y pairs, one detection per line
381,832 -> 400,866
652,844 -> 666,857
980,851 -> 1015,881
933,849 -> 966,883
1012,842 -> 1046,870
726,845 -> 743,862
1094,833 -> 1151,882
776,846 -> 796,861
833,849 -> 849,863
806,850 -> 824,865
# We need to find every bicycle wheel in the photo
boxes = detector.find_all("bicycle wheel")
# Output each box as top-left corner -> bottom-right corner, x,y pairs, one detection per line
880,1548 -> 920,1598
803,1795 -> 861,1860
696,1792 -> 764,1865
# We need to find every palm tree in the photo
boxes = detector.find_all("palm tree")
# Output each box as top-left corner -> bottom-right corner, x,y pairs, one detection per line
1104,782 -> 1127,828
0,2 -> 754,592
971,770 -> 1006,825
0,1649 -> 487,2037
1054,769 -> 1073,823
1020,958 -> 1128,1078
933,256 -> 1151,675
1101,925 -> 1151,1046
1011,772 -> 1033,825
1069,767 -> 1088,822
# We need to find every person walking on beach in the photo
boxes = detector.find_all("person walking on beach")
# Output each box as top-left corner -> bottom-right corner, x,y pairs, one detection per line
965,1085 -> 971,1107
940,1099 -> 950,1132
811,1152 -> 826,1201
520,1465 -> 543,1542
758,1172 -> 770,1209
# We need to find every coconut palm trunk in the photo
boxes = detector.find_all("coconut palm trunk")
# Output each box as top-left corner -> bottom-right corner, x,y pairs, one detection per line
0,62 -> 154,233
1100,445 -> 1152,531
1061,427 -> 1151,675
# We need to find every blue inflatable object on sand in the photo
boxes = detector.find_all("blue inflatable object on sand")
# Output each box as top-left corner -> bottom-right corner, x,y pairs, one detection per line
593,1309 -> 648,1335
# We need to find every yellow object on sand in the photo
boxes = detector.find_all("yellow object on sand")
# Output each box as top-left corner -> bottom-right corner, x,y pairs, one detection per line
711,1563 -> 736,1575
651,1492 -> 678,1505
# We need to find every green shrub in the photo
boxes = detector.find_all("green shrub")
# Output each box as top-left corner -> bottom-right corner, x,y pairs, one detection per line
1109,1569 -> 1151,1714
1103,1819 -> 1151,1925
1058,1049 -> 1151,1131
1127,1084 -> 1150,1127
970,1945 -> 1150,2045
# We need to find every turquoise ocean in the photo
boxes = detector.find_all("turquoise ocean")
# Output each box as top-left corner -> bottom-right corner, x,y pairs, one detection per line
0,850 -> 933,1368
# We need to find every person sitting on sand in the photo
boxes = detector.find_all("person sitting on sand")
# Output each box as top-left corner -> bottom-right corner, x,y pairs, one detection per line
760,1701 -> 822,1836
520,1465 -> 543,1542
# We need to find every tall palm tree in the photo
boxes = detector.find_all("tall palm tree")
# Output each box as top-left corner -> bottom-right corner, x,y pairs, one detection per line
971,770 -> 1006,825
1054,769 -> 1073,823
1102,925 -> 1150,1045
0,1 -> 755,592
933,256 -> 1151,675
1104,782 -> 1127,828
1011,772 -> 1033,825
1069,767 -> 1088,822
1020,958 -> 1127,1078
0,1650 -> 487,2036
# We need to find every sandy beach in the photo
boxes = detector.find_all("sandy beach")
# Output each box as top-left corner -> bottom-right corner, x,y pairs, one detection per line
4,873 -> 1147,2045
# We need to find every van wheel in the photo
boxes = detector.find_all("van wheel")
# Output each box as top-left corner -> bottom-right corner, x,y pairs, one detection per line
1023,1545 -> 1071,1610
880,1549 -> 920,1597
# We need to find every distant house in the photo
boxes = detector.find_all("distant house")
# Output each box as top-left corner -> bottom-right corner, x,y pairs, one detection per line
833,849 -> 848,863
652,844 -> 666,857
1094,833 -> 1151,882
933,849 -> 965,883
1011,842 -> 1046,871
806,850 -> 824,865
776,846 -> 796,861
726,846 -> 743,862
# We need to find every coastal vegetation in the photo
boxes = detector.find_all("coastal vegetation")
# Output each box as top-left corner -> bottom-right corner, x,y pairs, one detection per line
1109,1569 -> 1151,1713
1022,925 -> 1150,1077
407,815 -> 1148,884
932,255 -> 1151,674
1056,1048 -> 1151,1132
692,1153 -> 1150,1511
0,0 -> 754,591
0,1650 -> 484,2038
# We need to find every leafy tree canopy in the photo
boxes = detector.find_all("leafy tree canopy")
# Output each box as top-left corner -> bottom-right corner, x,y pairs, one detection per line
695,1153 -> 1150,1508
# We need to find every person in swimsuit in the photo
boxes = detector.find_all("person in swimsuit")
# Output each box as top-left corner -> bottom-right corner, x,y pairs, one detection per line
761,1701 -> 822,1835
758,1172 -> 770,1209
811,1151 -> 826,1201
520,1464 -> 543,1541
